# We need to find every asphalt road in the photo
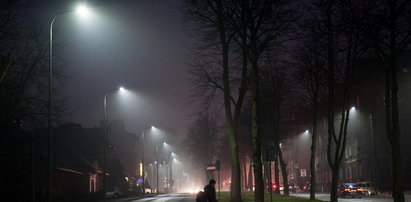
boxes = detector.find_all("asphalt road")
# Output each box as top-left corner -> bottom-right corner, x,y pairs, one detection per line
109,192 -> 411,202
291,193 -> 411,202
128,193 -> 195,202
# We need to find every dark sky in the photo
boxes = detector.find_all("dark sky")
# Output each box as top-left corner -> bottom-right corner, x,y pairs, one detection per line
37,0 -> 195,136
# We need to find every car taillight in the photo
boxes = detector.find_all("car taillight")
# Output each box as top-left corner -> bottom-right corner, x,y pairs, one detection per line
344,189 -> 350,191
357,188 -> 364,191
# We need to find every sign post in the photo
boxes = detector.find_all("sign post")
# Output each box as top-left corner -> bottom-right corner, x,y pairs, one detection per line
215,160 -> 221,200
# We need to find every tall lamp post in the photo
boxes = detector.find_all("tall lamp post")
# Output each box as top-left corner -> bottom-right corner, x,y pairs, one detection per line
163,142 -> 173,192
103,87 -> 124,201
156,144 -> 160,194
48,4 -> 90,202
141,126 -> 154,196
170,152 -> 175,192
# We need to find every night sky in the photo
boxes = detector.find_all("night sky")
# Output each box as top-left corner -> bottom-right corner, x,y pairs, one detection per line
37,0 -> 194,136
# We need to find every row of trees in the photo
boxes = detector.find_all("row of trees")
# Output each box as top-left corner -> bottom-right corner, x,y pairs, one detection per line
1,1 -> 68,200
183,0 -> 411,202
0,0 -> 65,131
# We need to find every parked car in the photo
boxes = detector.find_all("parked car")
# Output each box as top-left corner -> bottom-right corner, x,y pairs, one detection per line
337,183 -> 362,198
106,187 -> 123,199
356,182 -> 377,196
288,184 -> 297,193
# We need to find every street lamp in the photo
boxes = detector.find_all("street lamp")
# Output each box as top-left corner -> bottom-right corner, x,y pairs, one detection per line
169,152 -> 176,192
103,87 -> 124,201
162,142 -> 174,192
48,4 -> 91,202
141,125 -> 155,196
162,142 -> 169,192
156,144 -> 160,194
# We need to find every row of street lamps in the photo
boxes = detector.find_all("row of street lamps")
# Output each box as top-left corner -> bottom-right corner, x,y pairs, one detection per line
147,143 -> 177,194
48,3 -> 180,201
103,90 -> 176,197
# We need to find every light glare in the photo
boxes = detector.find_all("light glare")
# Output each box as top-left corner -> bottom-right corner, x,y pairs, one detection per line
76,4 -> 91,17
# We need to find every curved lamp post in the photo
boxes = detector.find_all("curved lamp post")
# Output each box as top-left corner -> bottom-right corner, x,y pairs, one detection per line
103,87 -> 124,201
48,4 -> 90,202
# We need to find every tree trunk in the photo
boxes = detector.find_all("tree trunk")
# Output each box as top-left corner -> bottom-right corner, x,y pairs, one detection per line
242,157 -> 247,191
274,154 -> 280,194
389,57 -> 404,202
216,0 -> 242,200
310,102 -> 318,200
264,161 -> 270,192
251,63 -> 264,202
277,147 -> 289,196
248,158 -> 253,191
329,164 -> 340,202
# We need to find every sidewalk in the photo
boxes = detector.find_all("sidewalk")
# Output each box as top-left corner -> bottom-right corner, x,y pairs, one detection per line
291,193 -> 411,202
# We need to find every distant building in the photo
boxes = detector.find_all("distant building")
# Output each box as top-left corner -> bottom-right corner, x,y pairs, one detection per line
107,119 -> 142,192
53,123 -> 105,200
285,53 -> 411,192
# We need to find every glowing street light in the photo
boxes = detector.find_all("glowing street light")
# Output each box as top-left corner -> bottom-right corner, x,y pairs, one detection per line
75,3 -> 91,17
48,4 -> 91,202
161,142 -> 177,193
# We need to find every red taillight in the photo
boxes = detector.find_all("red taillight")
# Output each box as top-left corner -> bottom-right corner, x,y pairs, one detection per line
344,189 -> 350,191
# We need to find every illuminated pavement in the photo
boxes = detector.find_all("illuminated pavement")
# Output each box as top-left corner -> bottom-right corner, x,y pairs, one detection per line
128,193 -> 195,202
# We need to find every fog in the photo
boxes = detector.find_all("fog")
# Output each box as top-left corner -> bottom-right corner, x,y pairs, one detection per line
56,0 -> 193,136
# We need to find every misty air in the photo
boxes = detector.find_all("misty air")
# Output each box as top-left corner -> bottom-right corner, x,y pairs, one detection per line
1,0 -> 411,202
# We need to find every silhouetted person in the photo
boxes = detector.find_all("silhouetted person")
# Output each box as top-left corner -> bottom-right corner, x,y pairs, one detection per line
204,179 -> 218,202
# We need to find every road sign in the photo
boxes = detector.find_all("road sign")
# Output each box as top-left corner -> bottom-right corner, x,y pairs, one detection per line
215,160 -> 221,171
293,162 -> 300,169
207,163 -> 216,173
301,169 -> 307,177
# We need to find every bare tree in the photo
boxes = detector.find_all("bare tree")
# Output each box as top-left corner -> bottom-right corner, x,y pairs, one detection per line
240,1 -> 295,200
182,1 -> 248,200
307,1 -> 364,201
182,110 -> 220,181
261,61 -> 294,196
358,1 -> 411,201
0,0 -> 65,131
293,25 -> 326,200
